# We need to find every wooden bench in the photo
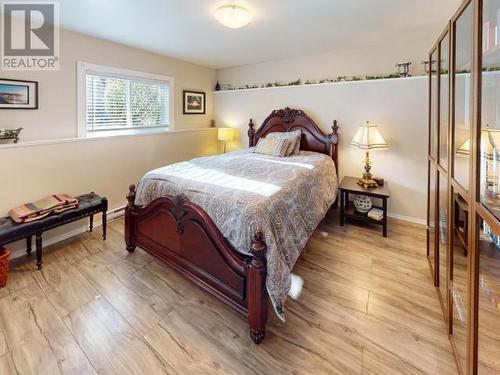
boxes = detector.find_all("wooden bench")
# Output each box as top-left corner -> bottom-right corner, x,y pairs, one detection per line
0,193 -> 107,269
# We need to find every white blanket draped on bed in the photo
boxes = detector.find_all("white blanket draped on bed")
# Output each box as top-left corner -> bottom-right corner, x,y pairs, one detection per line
135,148 -> 338,321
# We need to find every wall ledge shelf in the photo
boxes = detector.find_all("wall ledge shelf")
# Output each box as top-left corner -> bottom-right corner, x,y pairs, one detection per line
213,75 -> 426,94
0,127 -> 216,150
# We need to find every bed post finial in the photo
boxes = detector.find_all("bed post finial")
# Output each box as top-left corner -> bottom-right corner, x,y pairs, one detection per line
332,120 -> 338,135
328,120 -> 339,146
125,185 -> 137,253
248,119 -> 255,147
127,185 -> 136,207
248,230 -> 268,344
250,230 -> 266,263
329,121 -> 339,189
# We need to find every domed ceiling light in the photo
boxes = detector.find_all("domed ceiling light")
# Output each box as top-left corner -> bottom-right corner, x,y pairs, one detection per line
214,4 -> 253,29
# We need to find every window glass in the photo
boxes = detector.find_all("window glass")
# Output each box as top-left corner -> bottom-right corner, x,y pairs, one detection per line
451,193 -> 469,372
438,172 -> 448,311
85,72 -> 170,132
453,4 -> 473,190
440,34 -> 450,168
478,219 -> 500,374
480,0 -> 500,220
431,50 -> 438,158
478,1 -> 500,373
429,164 -> 437,276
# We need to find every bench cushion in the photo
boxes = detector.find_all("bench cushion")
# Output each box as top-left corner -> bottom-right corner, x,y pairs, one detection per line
0,217 -> 41,244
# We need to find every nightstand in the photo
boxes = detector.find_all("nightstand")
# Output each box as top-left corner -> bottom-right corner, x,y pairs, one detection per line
339,176 -> 390,237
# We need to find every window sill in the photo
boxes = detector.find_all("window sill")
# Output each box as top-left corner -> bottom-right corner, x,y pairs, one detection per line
0,127 -> 217,150
85,126 -> 170,138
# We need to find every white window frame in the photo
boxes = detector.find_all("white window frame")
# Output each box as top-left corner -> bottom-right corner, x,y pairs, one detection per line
77,62 -> 175,137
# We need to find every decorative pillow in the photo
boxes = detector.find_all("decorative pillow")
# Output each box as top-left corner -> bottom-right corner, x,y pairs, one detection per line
267,130 -> 302,156
254,137 -> 289,157
290,130 -> 302,155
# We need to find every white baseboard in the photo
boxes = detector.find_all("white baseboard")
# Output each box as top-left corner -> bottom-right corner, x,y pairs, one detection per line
9,208 -> 125,260
388,212 -> 426,225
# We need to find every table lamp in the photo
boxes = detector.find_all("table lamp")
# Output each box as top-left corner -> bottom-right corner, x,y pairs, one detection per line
456,127 -> 497,159
459,127 -> 500,206
351,121 -> 389,187
456,138 -> 471,156
218,127 -> 234,153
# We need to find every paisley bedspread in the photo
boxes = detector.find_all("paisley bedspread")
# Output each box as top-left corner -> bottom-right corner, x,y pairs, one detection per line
135,148 -> 338,321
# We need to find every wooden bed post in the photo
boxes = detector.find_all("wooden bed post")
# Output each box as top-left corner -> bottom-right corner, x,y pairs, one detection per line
330,120 -> 340,208
247,230 -> 268,344
248,119 -> 255,147
330,120 -> 339,167
125,185 -> 137,253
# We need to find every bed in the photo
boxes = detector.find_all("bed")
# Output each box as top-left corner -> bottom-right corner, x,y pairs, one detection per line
124,107 -> 339,343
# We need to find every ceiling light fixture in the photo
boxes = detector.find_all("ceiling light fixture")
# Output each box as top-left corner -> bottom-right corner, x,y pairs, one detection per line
214,4 -> 253,29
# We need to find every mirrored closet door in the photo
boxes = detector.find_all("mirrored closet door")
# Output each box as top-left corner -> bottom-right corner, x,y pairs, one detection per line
452,4 -> 473,373
427,0 -> 500,373
428,45 -> 439,284
477,0 -> 500,373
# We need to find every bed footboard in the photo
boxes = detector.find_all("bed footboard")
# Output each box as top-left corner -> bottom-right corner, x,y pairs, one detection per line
124,185 -> 268,343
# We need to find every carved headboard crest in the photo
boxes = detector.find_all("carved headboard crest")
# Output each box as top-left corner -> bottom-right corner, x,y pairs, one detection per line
272,107 -> 305,123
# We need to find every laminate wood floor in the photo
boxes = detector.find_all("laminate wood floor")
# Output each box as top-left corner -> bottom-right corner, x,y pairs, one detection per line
0,210 -> 458,374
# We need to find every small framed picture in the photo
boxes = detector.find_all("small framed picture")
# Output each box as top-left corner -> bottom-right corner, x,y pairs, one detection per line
183,90 -> 206,114
0,79 -> 38,109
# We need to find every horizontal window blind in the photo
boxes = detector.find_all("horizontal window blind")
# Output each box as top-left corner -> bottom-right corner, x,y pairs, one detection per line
85,72 -> 170,132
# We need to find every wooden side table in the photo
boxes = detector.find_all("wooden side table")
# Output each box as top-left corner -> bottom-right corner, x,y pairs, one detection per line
339,176 -> 390,237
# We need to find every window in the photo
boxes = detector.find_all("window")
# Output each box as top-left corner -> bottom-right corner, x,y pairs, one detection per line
78,63 -> 174,137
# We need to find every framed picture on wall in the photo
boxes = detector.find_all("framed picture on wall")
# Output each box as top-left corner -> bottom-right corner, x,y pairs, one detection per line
183,90 -> 206,114
0,79 -> 38,109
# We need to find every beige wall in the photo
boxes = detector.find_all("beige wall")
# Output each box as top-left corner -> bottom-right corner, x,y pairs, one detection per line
1,129 -> 218,257
1,29 -> 216,140
215,34 -> 434,222
214,77 -> 428,223
0,29 -> 218,257
216,41 -> 430,88
0,130 -> 218,216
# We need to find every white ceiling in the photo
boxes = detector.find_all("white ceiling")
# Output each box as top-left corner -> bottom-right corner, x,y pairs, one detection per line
59,0 -> 461,69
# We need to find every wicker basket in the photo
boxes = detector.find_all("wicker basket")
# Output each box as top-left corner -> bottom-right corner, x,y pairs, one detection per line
0,247 -> 10,288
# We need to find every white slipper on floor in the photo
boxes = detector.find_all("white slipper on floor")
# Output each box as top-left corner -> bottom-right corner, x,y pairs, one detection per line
288,274 -> 304,300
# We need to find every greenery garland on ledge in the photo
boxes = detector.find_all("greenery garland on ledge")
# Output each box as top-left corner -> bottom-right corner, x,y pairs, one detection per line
216,66 -> 500,92
216,72 -> 425,92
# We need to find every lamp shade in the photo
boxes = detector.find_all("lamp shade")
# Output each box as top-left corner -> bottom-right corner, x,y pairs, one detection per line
351,121 -> 388,150
456,138 -> 470,156
485,128 -> 500,158
456,128 -> 500,160
218,127 -> 234,142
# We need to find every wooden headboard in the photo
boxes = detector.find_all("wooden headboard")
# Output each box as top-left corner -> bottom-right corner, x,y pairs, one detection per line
248,107 -> 339,167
